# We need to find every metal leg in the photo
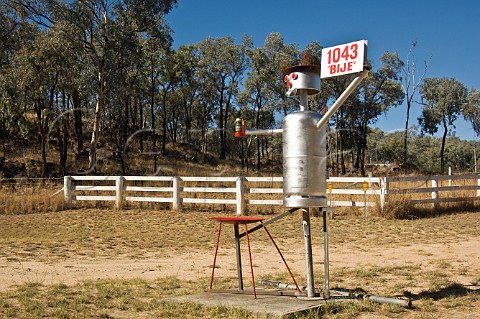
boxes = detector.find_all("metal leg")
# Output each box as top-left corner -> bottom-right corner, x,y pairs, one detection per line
210,222 -> 222,290
302,208 -> 315,297
234,223 -> 243,291
323,209 -> 330,298
263,225 -> 301,293
244,223 -> 256,299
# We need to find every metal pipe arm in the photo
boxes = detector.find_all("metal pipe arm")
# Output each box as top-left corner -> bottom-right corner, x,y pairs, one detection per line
244,128 -> 283,136
316,69 -> 370,129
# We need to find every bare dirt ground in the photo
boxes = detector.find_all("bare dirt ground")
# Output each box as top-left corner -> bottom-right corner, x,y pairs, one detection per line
0,209 -> 479,317
1,238 -> 479,293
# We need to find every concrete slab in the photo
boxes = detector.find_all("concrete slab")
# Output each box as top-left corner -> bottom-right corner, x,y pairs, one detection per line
169,289 -> 329,318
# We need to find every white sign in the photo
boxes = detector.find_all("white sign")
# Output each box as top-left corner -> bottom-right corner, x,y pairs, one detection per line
320,40 -> 367,79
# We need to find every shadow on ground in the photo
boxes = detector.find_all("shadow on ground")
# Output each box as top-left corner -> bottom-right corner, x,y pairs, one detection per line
404,283 -> 480,301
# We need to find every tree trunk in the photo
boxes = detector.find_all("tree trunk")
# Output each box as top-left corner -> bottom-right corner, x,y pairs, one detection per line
335,112 -> 339,176
139,96 -> 144,153
183,92 -> 195,144
58,90 -> 68,176
218,90 -> 225,159
340,130 -> 346,175
161,88 -> 168,152
360,127 -> 367,177
72,89 -> 83,156
440,120 -> 448,174
403,98 -> 411,165
89,63 -> 106,172
150,71 -> 157,173
223,93 -> 232,160
35,101 -> 48,178
255,96 -> 261,171
120,95 -> 129,175
61,116 -> 68,175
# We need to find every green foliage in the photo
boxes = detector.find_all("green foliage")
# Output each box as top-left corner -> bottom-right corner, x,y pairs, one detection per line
419,78 -> 467,135
366,128 -> 477,173
0,2 -> 477,177
332,51 -> 405,175
463,88 -> 480,136
418,77 -> 468,173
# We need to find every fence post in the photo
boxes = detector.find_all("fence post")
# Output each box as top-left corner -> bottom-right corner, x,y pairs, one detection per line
448,167 -> 452,186
115,176 -> 124,209
172,176 -> 182,211
431,177 -> 439,209
363,180 -> 368,221
477,177 -> 480,198
64,176 -> 72,208
236,176 -> 245,215
380,177 -> 388,211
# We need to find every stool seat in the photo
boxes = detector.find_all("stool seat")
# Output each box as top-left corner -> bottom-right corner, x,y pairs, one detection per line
210,216 -> 264,224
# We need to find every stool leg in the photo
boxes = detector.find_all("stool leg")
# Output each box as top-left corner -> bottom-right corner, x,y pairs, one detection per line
244,223 -> 256,299
263,225 -> 301,293
210,222 -> 222,290
234,223 -> 243,291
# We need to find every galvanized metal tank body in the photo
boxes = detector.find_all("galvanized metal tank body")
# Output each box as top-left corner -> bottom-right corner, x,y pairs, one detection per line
283,111 -> 327,207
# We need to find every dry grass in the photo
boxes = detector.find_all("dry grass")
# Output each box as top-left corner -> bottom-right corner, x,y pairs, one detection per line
0,181 -> 65,215
0,177 -> 479,317
0,208 -> 479,318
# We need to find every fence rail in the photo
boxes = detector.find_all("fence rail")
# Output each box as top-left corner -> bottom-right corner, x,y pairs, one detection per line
64,174 -> 480,214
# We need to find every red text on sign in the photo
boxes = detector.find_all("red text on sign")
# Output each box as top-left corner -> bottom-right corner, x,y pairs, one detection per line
326,43 -> 358,64
329,61 -> 355,75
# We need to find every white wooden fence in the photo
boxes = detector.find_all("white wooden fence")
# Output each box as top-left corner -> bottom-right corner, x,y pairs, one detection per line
382,173 -> 480,207
63,174 -> 480,214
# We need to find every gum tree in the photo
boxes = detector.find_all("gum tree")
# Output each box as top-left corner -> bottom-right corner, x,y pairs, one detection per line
10,0 -> 177,172
418,77 -> 468,174
463,88 -> 480,172
346,52 -> 405,176
401,41 -> 430,165
196,35 -> 251,159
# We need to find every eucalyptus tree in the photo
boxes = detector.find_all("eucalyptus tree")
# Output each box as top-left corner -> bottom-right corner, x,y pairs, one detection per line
463,88 -> 480,136
0,4 -> 23,155
462,88 -> 480,172
237,46 -> 273,170
138,25 -> 177,171
320,74 -> 354,175
157,49 -> 179,151
194,66 -> 217,154
107,19 -> 149,174
196,35 -> 251,159
12,22 -> 80,176
261,32 -> 299,116
418,77 -> 468,174
0,4 -> 15,69
401,41 -> 430,165
346,52 -> 404,176
175,44 -> 201,145
48,22 -> 85,176
10,0 -> 177,172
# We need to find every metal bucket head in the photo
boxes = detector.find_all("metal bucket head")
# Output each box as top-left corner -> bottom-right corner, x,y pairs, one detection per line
283,65 -> 321,97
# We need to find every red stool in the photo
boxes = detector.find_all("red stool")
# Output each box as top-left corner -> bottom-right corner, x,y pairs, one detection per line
209,216 -> 300,299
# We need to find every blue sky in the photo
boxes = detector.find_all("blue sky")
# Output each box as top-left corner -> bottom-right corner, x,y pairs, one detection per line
166,0 -> 479,140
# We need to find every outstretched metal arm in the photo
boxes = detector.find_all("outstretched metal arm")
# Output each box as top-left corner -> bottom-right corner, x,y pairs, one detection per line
234,118 -> 283,137
316,69 -> 370,129
244,128 -> 283,136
